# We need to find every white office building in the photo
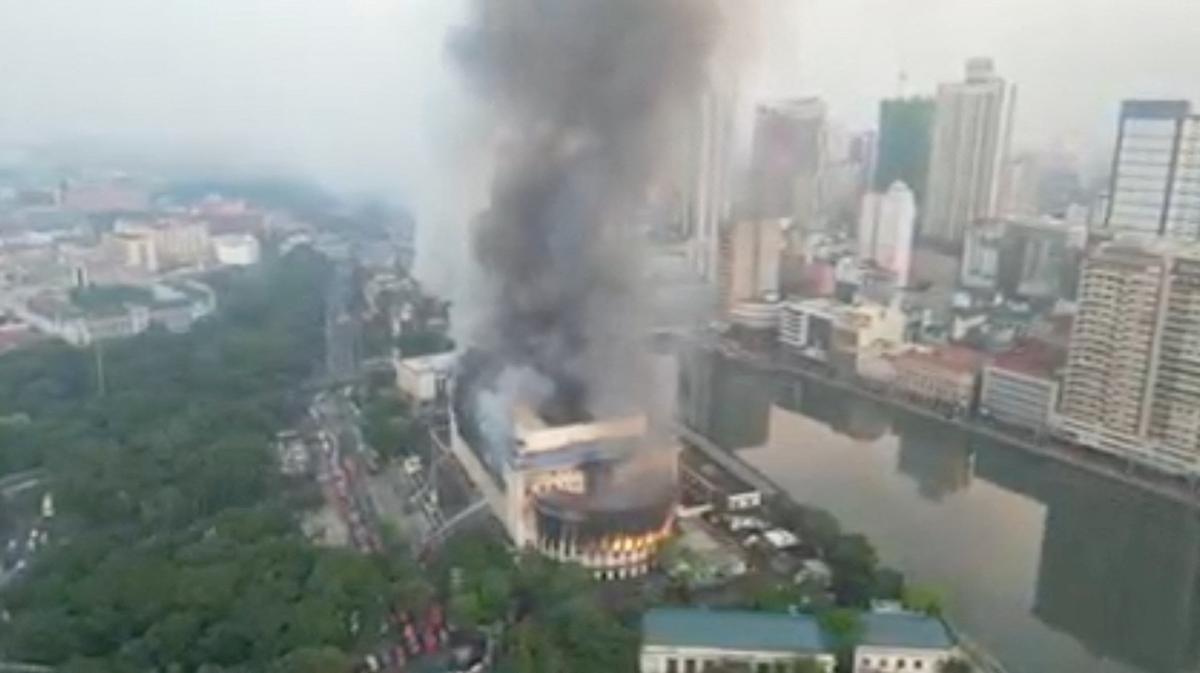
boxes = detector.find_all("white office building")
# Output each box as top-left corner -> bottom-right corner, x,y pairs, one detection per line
858,181 -> 916,285
922,58 -> 1015,244
1104,99 -> 1200,240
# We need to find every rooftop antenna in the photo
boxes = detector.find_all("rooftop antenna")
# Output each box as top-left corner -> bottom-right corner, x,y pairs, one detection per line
897,70 -> 909,98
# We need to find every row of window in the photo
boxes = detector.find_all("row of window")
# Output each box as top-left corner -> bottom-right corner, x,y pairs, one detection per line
860,655 -> 929,670
663,657 -> 819,673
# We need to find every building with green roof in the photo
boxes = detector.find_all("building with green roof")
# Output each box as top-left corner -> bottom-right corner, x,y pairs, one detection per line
640,608 -> 835,673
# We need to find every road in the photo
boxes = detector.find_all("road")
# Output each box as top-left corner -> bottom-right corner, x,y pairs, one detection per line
310,261 -> 450,555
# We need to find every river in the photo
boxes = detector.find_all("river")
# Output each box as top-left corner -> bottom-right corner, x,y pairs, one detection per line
677,348 -> 1200,673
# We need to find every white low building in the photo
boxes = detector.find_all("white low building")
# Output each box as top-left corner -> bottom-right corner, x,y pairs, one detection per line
641,608 -> 836,673
395,352 -> 457,407
780,298 -> 906,372
854,610 -> 959,673
212,233 -> 262,267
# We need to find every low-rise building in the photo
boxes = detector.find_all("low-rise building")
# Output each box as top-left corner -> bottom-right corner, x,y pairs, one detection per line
109,217 -> 212,272
212,233 -> 262,267
889,346 -> 986,411
12,280 -> 215,346
640,608 -> 836,673
395,352 -> 456,411
854,610 -> 958,673
780,298 -> 906,373
980,340 -> 1064,432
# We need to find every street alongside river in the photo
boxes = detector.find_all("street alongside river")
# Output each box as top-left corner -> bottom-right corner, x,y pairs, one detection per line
678,347 -> 1200,673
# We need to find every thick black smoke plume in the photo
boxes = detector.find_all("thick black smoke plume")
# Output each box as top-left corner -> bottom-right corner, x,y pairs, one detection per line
452,0 -> 718,421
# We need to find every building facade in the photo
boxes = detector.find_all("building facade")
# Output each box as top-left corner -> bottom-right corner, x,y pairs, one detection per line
922,58 -> 1015,244
750,98 -> 827,225
890,346 -> 985,411
853,611 -> 959,673
718,218 -> 787,313
780,298 -> 907,374
980,341 -> 1064,432
858,181 -> 916,285
1104,99 -> 1200,240
959,216 -> 1086,299
641,608 -> 835,673
874,97 -> 935,206
682,84 -> 736,283
1056,240 -> 1200,476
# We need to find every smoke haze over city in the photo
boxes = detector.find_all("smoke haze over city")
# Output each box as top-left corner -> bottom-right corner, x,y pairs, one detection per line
5,1 -> 1200,187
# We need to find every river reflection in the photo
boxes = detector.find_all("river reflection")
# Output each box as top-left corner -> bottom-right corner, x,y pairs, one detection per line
678,349 -> 1200,673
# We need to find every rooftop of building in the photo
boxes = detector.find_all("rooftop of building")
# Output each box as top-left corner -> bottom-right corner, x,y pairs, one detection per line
642,608 -> 831,654
859,611 -> 955,651
892,345 -> 986,375
990,339 -> 1064,378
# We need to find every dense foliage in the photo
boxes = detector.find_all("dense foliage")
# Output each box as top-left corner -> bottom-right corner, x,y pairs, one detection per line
0,249 -> 429,671
437,536 -> 640,673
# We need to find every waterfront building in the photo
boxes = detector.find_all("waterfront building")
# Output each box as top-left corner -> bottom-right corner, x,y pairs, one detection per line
779,297 -> 906,374
889,346 -> 986,411
858,181 -> 916,285
980,340 -> 1065,432
1104,100 -> 1200,240
922,58 -> 1015,244
640,608 -> 835,673
853,610 -> 959,673
874,97 -> 935,206
1056,239 -> 1200,476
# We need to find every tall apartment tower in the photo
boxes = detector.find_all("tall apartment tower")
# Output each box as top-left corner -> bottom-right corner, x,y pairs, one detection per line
922,58 -> 1015,245
874,97 -> 935,206
717,218 -> 787,313
1056,240 -> 1200,476
683,85 -> 737,283
1104,100 -> 1200,240
858,181 -> 916,285
750,98 -> 827,227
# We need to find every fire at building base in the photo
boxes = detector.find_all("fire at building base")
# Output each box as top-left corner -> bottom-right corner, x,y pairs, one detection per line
450,350 -> 678,580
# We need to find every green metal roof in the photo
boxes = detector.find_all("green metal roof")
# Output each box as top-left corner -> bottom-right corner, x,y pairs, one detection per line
860,612 -> 955,650
642,608 -> 832,654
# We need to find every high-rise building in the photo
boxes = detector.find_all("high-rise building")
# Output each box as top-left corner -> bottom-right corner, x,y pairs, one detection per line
874,97 -> 935,205
718,218 -> 787,312
750,98 -> 827,226
922,58 -> 1015,244
682,85 -> 736,283
1056,240 -> 1200,476
959,216 -> 1086,299
1104,100 -> 1200,240
858,181 -> 916,284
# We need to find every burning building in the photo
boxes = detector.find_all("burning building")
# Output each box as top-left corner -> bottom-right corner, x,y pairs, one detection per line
445,0 -> 721,578
452,350 -> 677,579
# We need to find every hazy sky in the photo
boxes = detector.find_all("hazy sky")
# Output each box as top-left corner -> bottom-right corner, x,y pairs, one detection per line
3,0 -> 1200,196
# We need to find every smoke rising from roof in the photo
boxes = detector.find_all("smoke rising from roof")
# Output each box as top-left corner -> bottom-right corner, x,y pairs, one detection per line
451,0 -> 719,420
